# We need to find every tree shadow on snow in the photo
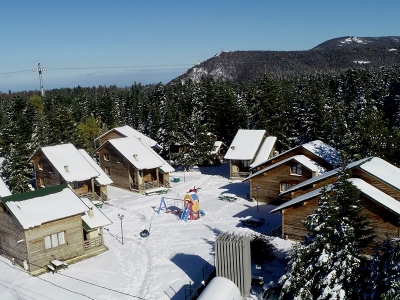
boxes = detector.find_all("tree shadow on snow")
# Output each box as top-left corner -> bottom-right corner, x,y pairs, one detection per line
198,161 -> 230,177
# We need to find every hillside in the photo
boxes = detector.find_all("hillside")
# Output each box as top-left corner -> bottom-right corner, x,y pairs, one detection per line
173,36 -> 400,83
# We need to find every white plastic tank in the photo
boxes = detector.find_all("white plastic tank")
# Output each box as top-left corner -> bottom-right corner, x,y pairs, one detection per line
197,277 -> 241,300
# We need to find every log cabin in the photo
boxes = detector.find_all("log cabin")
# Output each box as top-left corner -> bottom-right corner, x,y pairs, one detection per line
211,141 -> 227,164
224,130 -> 277,180
271,157 -> 400,242
95,137 -> 174,194
244,140 -> 341,204
0,185 -> 112,275
29,144 -> 112,200
95,125 -> 161,150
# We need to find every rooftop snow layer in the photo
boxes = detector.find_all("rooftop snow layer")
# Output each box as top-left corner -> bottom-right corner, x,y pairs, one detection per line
36,143 -> 100,182
245,155 -> 326,181
78,149 -> 113,185
271,178 -> 400,215
224,130 -> 266,160
358,157 -> 400,191
250,140 -> 341,170
96,125 -> 161,149
2,185 -> 89,229
80,197 -> 113,229
106,137 -> 174,172
0,177 -> 11,197
250,136 -> 277,168
279,157 -> 371,195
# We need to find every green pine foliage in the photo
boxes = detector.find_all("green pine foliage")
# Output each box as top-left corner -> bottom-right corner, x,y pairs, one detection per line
279,166 -> 375,299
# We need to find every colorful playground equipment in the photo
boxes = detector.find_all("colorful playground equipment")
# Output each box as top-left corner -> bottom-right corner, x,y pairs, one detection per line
157,186 -> 205,222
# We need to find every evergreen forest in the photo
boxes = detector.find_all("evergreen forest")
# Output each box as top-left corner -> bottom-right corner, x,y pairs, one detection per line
1,65 -> 400,193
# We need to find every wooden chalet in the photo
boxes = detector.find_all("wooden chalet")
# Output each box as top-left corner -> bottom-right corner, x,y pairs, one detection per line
271,157 -> 400,242
95,125 -> 161,150
95,137 -> 174,194
244,140 -> 341,204
29,144 -> 112,200
0,185 -> 112,275
224,129 -> 277,180
211,141 -> 227,163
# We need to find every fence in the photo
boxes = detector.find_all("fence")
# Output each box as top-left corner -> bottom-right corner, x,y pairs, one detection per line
184,256 -> 216,300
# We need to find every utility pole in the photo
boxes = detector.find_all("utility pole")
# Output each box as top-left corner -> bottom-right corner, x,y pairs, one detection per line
32,63 -> 48,97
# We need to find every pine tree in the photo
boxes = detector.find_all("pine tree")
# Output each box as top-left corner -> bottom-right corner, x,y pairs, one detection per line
279,166 -> 375,299
367,237 -> 400,299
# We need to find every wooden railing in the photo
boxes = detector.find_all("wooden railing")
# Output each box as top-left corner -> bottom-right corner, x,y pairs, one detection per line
231,172 -> 250,179
79,192 -> 100,201
132,180 -> 171,193
83,237 -> 103,250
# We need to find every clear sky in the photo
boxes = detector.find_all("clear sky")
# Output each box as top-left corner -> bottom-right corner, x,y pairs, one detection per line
1,0 -> 399,93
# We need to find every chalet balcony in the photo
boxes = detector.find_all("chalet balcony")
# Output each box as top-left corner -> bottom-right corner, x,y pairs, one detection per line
131,180 -> 170,194
231,171 -> 250,179
83,236 -> 103,251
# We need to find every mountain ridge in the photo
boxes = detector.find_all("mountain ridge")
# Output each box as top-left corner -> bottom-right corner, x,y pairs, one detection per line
172,36 -> 400,83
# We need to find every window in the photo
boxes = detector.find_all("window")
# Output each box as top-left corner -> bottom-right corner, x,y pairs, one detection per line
49,166 -> 55,174
281,182 -> 291,192
242,160 -> 250,168
117,156 -> 123,164
291,163 -> 302,175
104,167 -> 110,176
37,161 -> 43,171
38,177 -> 44,188
103,154 -> 110,161
44,231 -> 66,249
70,181 -> 79,189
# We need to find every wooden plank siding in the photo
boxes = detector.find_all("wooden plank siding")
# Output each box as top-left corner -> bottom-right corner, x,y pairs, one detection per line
281,194 -> 399,244
253,148 -> 334,172
250,163 -> 314,204
0,209 -> 27,268
97,131 -> 125,148
25,215 -> 84,273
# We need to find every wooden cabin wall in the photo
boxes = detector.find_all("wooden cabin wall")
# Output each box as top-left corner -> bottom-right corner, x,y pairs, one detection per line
281,198 -> 319,241
25,215 -> 84,273
32,153 -> 62,189
97,132 -> 124,147
0,210 -> 27,267
99,146 -> 131,190
360,195 -> 399,240
286,176 -> 338,200
250,164 -> 313,204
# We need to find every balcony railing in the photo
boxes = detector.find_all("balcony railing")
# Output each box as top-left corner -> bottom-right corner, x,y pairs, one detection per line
83,236 -> 103,251
131,180 -> 170,193
231,171 -> 250,179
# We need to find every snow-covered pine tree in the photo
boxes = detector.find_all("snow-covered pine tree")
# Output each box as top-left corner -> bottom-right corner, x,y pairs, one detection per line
367,237 -> 400,299
279,165 -> 375,299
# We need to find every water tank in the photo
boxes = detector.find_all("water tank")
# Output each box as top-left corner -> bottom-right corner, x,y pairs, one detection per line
197,277 -> 241,300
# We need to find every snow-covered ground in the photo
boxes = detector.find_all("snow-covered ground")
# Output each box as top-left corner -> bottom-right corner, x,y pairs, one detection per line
0,163 -> 292,300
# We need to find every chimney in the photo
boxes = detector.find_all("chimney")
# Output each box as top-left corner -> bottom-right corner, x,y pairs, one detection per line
88,207 -> 94,218
133,154 -> 138,161
231,146 -> 236,150
64,165 -> 69,172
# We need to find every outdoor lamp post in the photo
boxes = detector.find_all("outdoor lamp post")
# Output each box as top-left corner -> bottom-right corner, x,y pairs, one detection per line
118,214 -> 124,245
254,185 -> 260,211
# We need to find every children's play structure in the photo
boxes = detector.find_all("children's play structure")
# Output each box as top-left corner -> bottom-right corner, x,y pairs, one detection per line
157,186 -> 205,222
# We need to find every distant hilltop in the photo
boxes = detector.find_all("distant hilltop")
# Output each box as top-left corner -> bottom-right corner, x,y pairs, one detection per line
172,36 -> 400,83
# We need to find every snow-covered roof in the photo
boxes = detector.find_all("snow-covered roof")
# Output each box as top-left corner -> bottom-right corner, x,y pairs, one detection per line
271,178 -> 400,215
96,125 -> 161,149
31,144 -> 100,182
78,149 -> 113,185
211,141 -> 225,155
0,177 -> 11,197
358,157 -> 400,191
103,137 -> 174,172
245,155 -> 326,181
251,140 -> 341,170
224,129 -> 266,160
1,185 -> 89,230
80,197 -> 113,230
250,136 -> 277,168
279,157 -> 371,195
197,276 -> 241,300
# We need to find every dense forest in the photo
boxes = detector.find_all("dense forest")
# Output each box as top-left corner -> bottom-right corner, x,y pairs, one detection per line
1,65 -> 400,193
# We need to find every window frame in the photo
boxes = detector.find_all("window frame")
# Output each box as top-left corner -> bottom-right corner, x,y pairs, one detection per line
44,231 -> 66,249
104,166 -> 110,176
290,163 -> 302,175
280,182 -> 292,192
103,154 -> 110,161
117,156 -> 123,164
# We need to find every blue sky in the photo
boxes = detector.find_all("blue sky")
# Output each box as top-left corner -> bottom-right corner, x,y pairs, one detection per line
1,1 -> 399,93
